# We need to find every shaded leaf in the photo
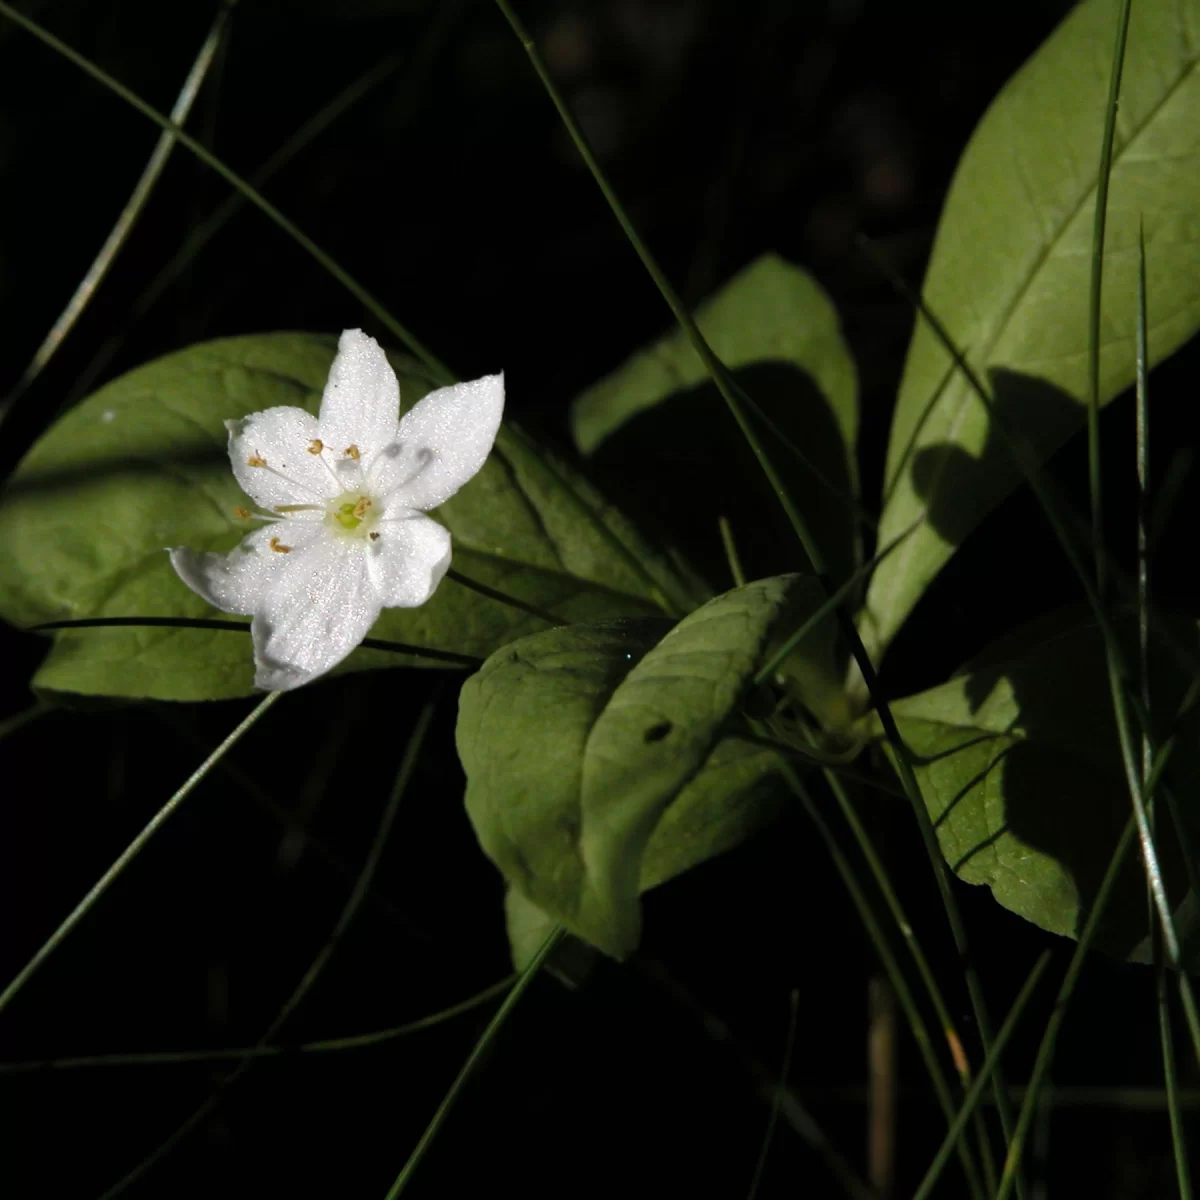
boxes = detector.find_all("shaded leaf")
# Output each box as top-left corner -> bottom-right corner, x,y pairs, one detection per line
866,0 -> 1200,656
571,253 -> 861,586
0,334 -> 706,701
459,576 -> 834,957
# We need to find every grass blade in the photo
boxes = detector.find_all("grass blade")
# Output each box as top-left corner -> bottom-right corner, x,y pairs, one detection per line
1086,0 -> 1133,598
0,691 -> 282,1018
0,1 -> 452,387
66,0 -> 467,411
993,818 -> 1137,1200
382,925 -> 566,1198
487,16 -> 1015,1171
778,763 -> 986,1200
0,975 -> 515,1073
28,615 -> 483,667
746,989 -> 799,1200
1,0 -> 234,420
100,701 -> 435,1197
912,951 -> 1051,1200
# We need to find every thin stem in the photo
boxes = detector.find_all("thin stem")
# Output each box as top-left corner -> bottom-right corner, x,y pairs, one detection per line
1,0 -> 234,420
383,926 -> 566,1198
912,952 -> 1052,1200
1160,963 -> 1195,1198
1086,0 -> 1133,599
100,702 -> 434,1197
500,424 -> 688,617
0,692 -> 282,1019
66,0 -> 467,411
994,818 -> 1137,1200
1106,661 -> 1200,1062
728,375 -> 879,532
0,1 -> 453,386
860,645 -> 1022,1190
0,702 -> 53,742
150,703 -> 428,942
488,15 -> 1014,1168
821,769 -> 998,1193
1135,217 -> 1192,1196
719,516 -> 747,588
28,616 -> 483,667
638,955 -> 879,1200
779,763 -> 986,1200
746,990 -> 799,1200
753,520 -> 919,687
1080,0 -> 1195,1060
445,567 -> 567,627
491,0 -> 818,572
0,976 -> 515,1073
866,977 -> 897,1197
1136,219 -> 1151,819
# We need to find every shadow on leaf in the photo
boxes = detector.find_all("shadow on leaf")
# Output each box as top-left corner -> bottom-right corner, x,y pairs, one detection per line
586,361 -> 859,590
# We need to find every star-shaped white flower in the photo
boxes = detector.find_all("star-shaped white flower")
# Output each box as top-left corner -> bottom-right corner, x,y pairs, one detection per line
171,329 -> 504,691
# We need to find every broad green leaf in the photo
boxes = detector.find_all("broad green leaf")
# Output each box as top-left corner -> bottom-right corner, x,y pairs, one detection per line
865,0 -> 1200,657
570,253 -> 861,587
0,334 -> 707,701
459,576 -> 834,958
875,612 -> 1200,966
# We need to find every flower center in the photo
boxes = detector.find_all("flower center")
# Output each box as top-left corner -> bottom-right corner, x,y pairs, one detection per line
326,492 -> 378,539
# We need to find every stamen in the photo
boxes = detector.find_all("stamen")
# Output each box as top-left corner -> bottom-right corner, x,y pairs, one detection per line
233,505 -> 280,524
307,439 -> 324,455
247,454 -> 268,468
275,504 -> 323,514
351,496 -> 372,519
269,537 -> 292,553
344,444 -> 361,461
260,462 -> 328,502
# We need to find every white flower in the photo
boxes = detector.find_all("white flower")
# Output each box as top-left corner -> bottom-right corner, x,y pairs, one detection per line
170,329 -> 504,691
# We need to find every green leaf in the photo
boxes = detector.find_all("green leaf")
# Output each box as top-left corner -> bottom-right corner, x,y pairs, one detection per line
570,253 -> 861,586
459,575 -> 834,958
875,611 -> 1200,966
865,0 -> 1200,656
0,334 -> 707,701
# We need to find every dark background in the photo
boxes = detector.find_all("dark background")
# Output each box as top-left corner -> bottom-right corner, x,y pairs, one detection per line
1,0 -> 1198,1196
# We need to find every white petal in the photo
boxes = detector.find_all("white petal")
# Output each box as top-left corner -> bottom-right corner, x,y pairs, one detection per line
366,513 -> 452,608
370,373 -> 504,512
169,521 -> 326,615
251,532 -> 380,691
316,330 -> 401,474
227,406 -> 336,510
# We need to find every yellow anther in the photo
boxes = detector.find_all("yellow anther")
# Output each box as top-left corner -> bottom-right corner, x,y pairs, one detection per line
247,454 -> 268,468
269,536 -> 292,554
233,506 -> 251,520
343,444 -> 361,461
351,496 -> 372,519
307,439 -> 324,454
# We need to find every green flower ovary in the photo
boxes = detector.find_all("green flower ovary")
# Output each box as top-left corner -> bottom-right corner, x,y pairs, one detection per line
326,493 -> 376,537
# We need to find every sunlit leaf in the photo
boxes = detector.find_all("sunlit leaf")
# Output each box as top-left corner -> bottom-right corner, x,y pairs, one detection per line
865,0 -> 1200,656
0,334 -> 706,700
